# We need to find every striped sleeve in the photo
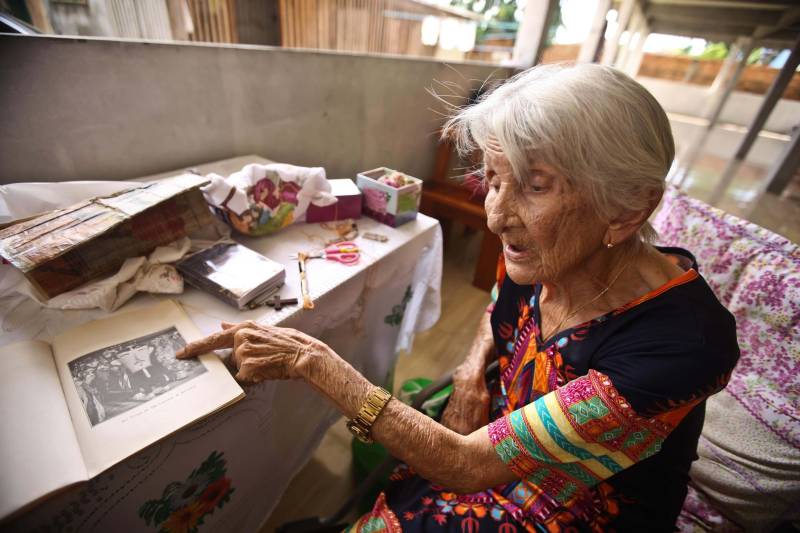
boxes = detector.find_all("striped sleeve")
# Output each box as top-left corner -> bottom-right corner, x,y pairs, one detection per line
487,370 -> 680,504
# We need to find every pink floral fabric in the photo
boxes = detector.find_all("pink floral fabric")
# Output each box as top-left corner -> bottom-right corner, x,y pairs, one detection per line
652,186 -> 800,530
674,485 -> 743,533
653,187 -> 799,446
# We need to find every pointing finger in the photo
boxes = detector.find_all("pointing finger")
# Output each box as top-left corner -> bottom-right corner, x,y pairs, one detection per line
176,327 -> 237,359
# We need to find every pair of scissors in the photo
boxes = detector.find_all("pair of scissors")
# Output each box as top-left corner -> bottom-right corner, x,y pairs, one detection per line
291,241 -> 360,265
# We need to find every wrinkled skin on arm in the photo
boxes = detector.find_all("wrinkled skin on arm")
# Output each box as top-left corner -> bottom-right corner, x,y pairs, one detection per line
177,321 -> 515,493
440,312 -> 494,435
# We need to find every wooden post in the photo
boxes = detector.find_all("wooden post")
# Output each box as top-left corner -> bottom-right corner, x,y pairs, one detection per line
614,4 -> 643,71
24,0 -> 53,33
765,124 -> 800,196
623,25 -> 649,76
166,0 -> 190,40
226,0 -> 238,43
577,0 -> 611,63
601,0 -> 634,66
710,34 -> 800,204
672,37 -> 753,188
511,0 -> 558,69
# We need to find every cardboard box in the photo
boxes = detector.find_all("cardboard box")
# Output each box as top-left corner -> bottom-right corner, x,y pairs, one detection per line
305,179 -> 363,223
356,168 -> 422,227
0,174 -> 214,299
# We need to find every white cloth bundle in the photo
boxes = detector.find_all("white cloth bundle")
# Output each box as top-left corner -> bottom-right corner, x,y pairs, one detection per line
202,163 -> 337,236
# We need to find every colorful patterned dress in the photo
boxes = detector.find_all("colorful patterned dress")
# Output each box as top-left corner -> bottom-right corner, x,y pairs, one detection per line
349,248 -> 740,532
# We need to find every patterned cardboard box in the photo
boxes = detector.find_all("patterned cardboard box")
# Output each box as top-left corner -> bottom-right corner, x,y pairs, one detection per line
356,168 -> 422,227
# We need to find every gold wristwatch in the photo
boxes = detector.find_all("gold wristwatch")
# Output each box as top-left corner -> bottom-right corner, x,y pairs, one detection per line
347,386 -> 392,444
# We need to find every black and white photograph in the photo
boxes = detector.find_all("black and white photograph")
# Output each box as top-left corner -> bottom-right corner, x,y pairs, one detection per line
68,327 -> 207,426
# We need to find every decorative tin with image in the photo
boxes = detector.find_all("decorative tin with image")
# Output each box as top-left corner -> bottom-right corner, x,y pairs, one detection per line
356,167 -> 422,227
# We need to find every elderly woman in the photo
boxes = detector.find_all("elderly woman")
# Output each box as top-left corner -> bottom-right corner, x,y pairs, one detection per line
177,64 -> 739,532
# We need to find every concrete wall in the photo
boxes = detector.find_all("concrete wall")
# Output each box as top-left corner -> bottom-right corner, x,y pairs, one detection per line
4,35 -> 790,183
0,35 -> 509,183
638,76 -> 800,135
667,120 -> 782,170
638,76 -> 797,168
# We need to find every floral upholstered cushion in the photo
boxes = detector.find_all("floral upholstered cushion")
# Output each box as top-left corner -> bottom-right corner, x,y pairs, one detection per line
652,187 -> 800,531
674,484 -> 743,533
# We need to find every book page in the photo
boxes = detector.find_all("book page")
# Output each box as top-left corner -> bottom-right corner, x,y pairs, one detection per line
52,300 -> 244,478
0,340 -> 87,521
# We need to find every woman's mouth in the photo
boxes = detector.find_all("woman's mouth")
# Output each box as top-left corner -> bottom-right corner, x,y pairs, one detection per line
504,243 -> 533,261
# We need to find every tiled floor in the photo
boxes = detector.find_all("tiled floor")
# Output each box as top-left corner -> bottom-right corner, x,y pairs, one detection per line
680,153 -> 800,243
261,153 -> 799,531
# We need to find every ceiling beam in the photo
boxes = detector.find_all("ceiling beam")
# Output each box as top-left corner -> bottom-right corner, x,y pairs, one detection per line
758,34 -> 800,49
650,20 -> 759,38
645,5 -> 782,26
647,26 -> 795,47
647,0 -> 793,9
753,6 -> 800,39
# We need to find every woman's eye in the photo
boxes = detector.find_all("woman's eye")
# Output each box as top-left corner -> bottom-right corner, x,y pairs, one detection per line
523,174 -> 551,193
523,183 -> 546,193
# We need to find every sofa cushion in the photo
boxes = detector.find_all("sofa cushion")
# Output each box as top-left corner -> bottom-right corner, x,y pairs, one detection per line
652,187 -> 800,531
675,484 -> 743,533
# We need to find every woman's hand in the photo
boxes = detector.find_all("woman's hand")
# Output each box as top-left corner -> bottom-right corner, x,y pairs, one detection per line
439,312 -> 494,435
440,366 -> 490,435
175,320 -> 334,383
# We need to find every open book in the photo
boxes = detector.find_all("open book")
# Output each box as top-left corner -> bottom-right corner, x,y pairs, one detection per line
0,300 -> 244,521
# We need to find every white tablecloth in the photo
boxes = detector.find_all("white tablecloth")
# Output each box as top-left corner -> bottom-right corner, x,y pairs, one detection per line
0,165 -> 442,532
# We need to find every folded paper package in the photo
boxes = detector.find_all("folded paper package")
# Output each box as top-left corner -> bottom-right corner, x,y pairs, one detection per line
0,175 -> 230,311
0,174 -> 216,300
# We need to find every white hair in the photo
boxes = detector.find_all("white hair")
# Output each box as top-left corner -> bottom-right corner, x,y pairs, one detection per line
443,63 -> 674,243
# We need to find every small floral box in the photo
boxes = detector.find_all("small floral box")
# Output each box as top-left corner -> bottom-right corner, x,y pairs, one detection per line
356,168 -> 422,227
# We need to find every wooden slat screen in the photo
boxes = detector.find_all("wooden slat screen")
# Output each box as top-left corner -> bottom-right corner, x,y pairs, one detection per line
107,0 -> 172,40
278,0 -> 436,57
186,0 -> 238,43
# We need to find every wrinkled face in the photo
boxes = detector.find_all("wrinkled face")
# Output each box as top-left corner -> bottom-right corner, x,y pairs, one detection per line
483,139 -> 607,285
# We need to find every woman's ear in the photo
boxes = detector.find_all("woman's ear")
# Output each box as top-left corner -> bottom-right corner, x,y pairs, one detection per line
604,190 -> 660,246
605,207 -> 650,246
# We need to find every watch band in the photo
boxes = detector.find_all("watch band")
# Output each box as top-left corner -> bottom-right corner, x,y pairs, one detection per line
347,386 -> 392,444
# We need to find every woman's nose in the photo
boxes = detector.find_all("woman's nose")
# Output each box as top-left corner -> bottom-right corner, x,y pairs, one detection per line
485,182 -> 516,235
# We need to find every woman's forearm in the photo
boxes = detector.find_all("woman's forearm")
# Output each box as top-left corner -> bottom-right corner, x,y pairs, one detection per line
297,349 -> 513,493
174,320 -> 513,492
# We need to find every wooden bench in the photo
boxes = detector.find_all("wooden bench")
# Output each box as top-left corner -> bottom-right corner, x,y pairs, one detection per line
420,140 -> 501,291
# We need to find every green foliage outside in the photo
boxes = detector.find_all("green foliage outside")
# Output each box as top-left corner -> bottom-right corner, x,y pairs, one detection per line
447,0 -> 564,46
676,41 -> 781,66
